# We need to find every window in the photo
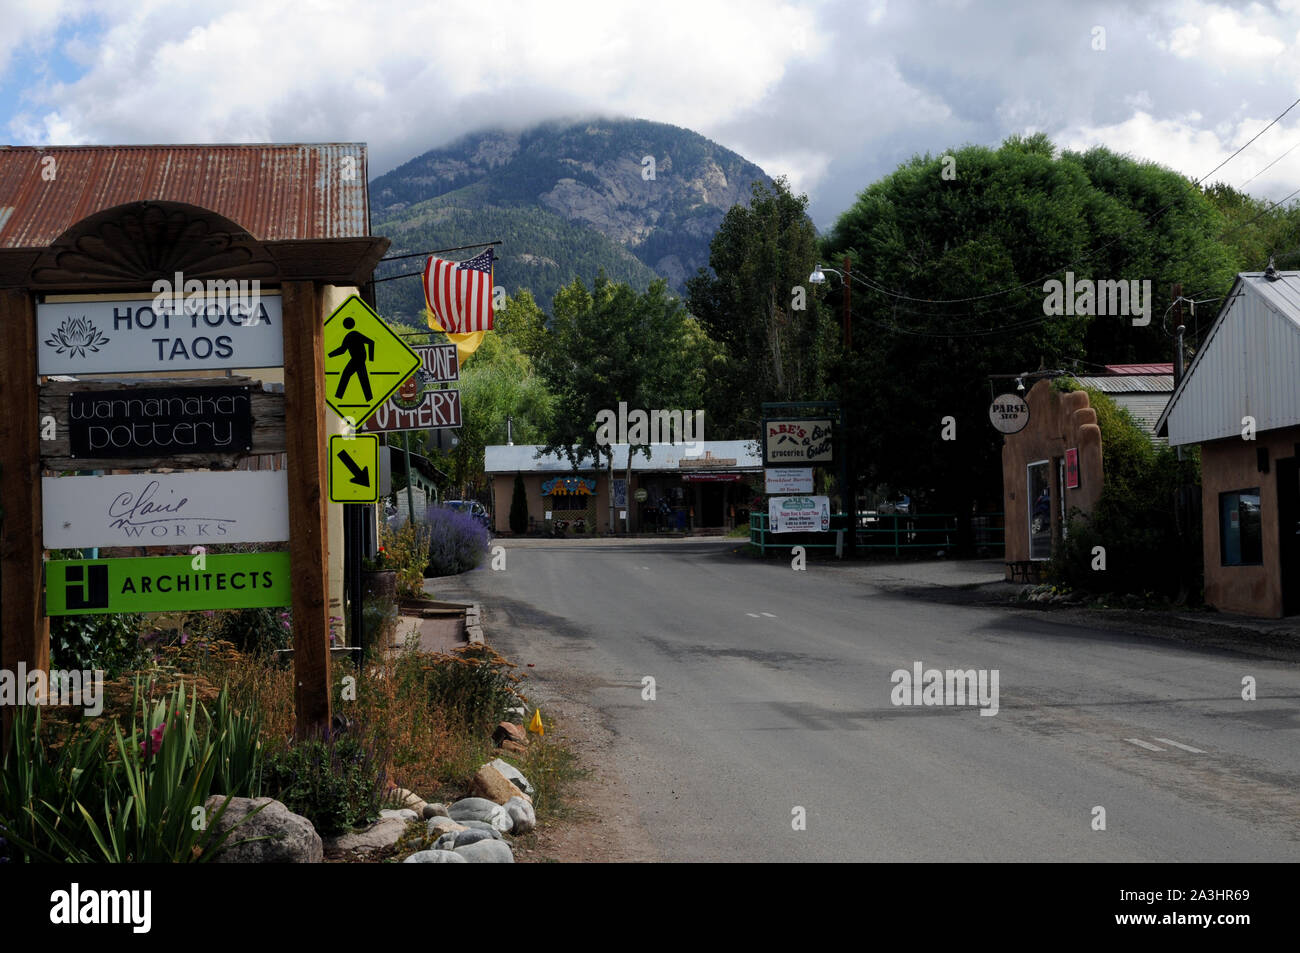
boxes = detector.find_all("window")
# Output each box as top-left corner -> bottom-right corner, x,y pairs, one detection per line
549,493 -> 588,512
1220,489 -> 1262,566
1027,460 -> 1052,560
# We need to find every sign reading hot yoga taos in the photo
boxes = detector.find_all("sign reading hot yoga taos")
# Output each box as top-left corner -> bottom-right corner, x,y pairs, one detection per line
36,295 -> 283,374
42,471 -> 290,549
46,553 -> 291,616
768,495 -> 831,533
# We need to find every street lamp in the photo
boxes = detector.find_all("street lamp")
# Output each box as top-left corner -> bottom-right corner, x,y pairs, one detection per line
809,257 -> 855,552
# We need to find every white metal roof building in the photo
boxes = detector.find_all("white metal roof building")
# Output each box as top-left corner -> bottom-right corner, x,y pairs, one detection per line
1072,374 -> 1174,443
1156,271 -> 1300,445
485,440 -> 763,473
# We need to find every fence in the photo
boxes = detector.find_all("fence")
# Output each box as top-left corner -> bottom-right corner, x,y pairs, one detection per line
750,512 -> 1005,557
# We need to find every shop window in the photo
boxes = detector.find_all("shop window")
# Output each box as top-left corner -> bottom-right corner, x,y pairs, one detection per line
1219,489 -> 1262,566
549,494 -> 588,512
1027,460 -> 1051,560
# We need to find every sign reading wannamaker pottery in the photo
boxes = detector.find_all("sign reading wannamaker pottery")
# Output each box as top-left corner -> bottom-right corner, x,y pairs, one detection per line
989,393 -> 1030,434
42,471 -> 290,549
768,495 -> 831,533
765,467 -> 814,495
68,385 -> 253,459
763,418 -> 834,466
46,552 -> 292,616
37,295 -> 283,374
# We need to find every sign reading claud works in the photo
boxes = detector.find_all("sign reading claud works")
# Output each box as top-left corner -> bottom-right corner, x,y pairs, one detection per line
42,471 -> 290,549
37,295 -> 283,374
763,418 -> 834,466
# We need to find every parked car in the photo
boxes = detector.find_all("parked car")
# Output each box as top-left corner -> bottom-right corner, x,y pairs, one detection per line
442,499 -> 491,533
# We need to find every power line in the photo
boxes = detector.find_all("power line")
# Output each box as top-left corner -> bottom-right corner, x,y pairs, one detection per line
379,241 -> 502,262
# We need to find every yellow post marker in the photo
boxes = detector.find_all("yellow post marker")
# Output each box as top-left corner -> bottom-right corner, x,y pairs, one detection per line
528,708 -> 544,736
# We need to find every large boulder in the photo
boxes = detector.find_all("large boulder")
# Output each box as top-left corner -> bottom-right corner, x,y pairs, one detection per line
488,759 -> 534,796
203,796 -> 322,864
453,839 -> 514,863
324,815 -> 410,853
493,722 -> 528,747
468,764 -> 528,805
448,797 -> 512,832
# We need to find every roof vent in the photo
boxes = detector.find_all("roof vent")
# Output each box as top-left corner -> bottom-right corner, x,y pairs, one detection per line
1264,256 -> 1280,281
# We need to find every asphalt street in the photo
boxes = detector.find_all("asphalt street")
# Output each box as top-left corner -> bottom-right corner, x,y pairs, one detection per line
444,537 -> 1300,862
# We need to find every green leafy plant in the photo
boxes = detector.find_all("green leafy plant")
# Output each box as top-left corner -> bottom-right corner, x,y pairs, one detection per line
49,612 -> 148,677
404,644 -> 526,734
263,734 -> 388,836
379,520 -> 433,597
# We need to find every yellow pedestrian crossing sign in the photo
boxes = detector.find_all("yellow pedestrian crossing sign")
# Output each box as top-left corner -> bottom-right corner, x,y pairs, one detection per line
323,295 -> 421,425
329,434 -> 380,503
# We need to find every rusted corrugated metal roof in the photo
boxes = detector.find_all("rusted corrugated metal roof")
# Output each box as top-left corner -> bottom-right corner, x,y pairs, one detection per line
1074,375 -> 1173,394
1104,363 -> 1173,375
0,144 -> 370,246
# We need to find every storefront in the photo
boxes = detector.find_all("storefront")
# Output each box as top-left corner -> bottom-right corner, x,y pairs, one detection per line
1157,270 -> 1300,617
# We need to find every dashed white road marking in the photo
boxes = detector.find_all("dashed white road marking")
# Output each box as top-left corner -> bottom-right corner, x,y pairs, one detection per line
1153,737 -> 1206,753
761,612 -> 777,618
746,612 -> 761,618
1126,738 -> 1165,752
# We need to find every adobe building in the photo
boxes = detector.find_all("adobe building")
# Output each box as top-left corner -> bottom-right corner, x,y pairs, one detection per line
1156,270 -> 1300,618
1000,379 -> 1104,572
485,441 -> 763,534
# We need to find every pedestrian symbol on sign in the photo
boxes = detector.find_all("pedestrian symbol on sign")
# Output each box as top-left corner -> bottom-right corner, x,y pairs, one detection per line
329,317 -> 375,402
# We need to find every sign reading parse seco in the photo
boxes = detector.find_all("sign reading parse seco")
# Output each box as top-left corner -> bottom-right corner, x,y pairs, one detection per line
989,393 -> 1030,434
42,470 -> 290,549
768,495 -> 831,533
47,553 -> 292,615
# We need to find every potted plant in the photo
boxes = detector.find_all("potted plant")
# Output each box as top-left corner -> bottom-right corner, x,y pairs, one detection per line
361,546 -> 397,600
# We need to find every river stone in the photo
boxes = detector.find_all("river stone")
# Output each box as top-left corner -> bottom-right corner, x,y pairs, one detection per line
488,759 -> 534,796
448,797 -> 512,831
404,849 -> 467,864
325,816 -> 408,852
380,808 -> 419,822
426,816 -> 468,838
503,795 -> 536,835
455,819 -> 503,838
437,829 -> 498,850
422,803 -> 450,819
453,839 -> 514,863
469,764 -> 524,805
203,796 -> 322,863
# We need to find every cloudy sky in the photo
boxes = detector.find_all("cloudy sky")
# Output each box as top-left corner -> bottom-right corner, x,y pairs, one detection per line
3,0 -> 1300,227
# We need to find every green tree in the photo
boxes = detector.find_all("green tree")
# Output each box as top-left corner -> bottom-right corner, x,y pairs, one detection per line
687,177 -> 835,439
509,472 -> 529,534
820,134 -> 1238,542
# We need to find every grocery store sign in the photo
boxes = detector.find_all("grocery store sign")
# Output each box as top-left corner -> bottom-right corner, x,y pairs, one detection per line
762,418 -> 834,466
768,495 -> 831,533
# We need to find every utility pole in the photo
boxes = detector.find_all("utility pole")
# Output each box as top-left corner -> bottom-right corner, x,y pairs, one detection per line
1172,283 -> 1186,463
840,255 -> 855,555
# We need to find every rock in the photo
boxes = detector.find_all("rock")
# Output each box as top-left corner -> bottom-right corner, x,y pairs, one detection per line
493,721 -> 528,747
404,849 -> 467,864
435,828 -> 498,851
203,796 -> 322,863
455,820 -> 503,838
488,759 -> 534,796
469,764 -> 529,805
391,787 -> 426,812
324,815 -> 410,853
504,795 -> 536,834
448,797 -> 512,831
380,808 -> 419,822
426,816 -> 468,838
422,803 -> 450,819
453,839 -> 514,863
500,740 -> 528,755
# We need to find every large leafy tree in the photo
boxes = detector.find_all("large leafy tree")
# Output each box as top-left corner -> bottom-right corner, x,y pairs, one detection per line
820,133 -> 1238,536
686,177 -> 837,439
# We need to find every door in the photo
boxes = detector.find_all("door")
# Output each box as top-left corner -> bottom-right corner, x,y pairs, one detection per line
1279,458 -> 1300,615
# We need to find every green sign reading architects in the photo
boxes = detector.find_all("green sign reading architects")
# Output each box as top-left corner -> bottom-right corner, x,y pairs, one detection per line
47,552 -> 291,616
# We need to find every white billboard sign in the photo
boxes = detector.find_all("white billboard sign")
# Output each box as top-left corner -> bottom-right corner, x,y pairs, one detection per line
43,470 -> 290,548
37,296 -> 283,375
768,495 -> 831,533
765,468 -> 814,495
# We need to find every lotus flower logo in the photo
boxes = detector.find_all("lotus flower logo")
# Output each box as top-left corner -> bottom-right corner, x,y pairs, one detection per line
45,315 -> 110,358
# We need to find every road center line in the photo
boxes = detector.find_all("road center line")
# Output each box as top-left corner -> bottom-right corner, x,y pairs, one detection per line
1153,737 -> 1206,753
1126,738 -> 1165,751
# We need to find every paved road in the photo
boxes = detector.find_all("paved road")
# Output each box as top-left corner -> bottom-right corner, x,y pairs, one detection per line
445,537 -> 1300,862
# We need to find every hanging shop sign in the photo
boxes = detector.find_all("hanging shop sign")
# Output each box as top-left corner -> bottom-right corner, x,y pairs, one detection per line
989,393 -> 1030,434
1065,447 -> 1080,488
412,344 -> 460,384
541,477 -> 596,496
65,385 -> 253,459
762,418 -> 834,466
37,295 -> 283,375
362,388 -> 461,433
46,552 -> 292,616
42,470 -> 290,549
765,467 -> 814,494
768,495 -> 831,533
681,472 -> 748,482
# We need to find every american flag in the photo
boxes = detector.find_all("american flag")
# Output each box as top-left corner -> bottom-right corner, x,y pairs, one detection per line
423,248 -> 495,334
